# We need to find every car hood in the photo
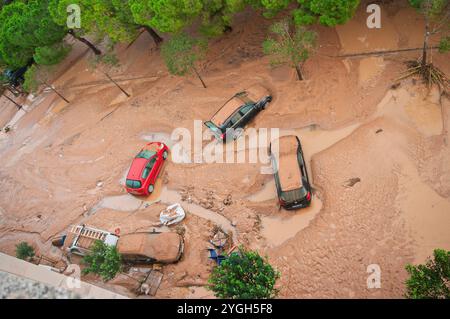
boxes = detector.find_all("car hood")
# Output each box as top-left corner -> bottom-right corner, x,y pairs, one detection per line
126,158 -> 147,181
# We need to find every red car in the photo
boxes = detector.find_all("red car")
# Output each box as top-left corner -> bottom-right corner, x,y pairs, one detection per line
125,142 -> 169,196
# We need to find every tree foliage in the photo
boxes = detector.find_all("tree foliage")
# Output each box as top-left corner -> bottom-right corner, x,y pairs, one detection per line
408,0 -> 450,59
34,43 -> 71,66
263,19 -> 316,80
198,0 -> 247,36
23,64 -> 40,93
0,0 -> 67,68
161,33 -> 208,87
405,249 -> 450,299
293,0 -> 360,26
208,247 -> 280,299
15,242 -> 35,260
130,0 -> 203,33
82,240 -> 122,281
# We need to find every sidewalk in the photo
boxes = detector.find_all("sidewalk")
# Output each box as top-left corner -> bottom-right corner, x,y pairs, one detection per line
0,253 -> 128,299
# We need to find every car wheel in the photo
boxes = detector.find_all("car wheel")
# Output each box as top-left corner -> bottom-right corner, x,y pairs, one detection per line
148,184 -> 154,194
163,150 -> 168,160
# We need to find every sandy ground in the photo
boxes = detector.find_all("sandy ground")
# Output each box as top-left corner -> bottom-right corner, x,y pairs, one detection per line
0,2 -> 449,298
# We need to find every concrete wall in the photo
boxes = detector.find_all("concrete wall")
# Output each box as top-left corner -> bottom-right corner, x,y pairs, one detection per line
0,253 -> 127,299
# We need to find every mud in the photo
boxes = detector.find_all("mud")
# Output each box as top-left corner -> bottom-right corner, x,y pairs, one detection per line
0,3 -> 449,298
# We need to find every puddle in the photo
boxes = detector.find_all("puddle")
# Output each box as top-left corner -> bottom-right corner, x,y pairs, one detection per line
91,194 -> 143,212
247,180 -> 277,202
395,156 -> 450,263
141,132 -> 174,146
261,195 -> 323,247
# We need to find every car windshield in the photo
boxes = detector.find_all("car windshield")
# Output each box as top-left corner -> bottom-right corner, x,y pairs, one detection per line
136,150 -> 156,159
205,121 -> 223,135
141,157 -> 157,179
281,187 -> 308,203
126,179 -> 142,189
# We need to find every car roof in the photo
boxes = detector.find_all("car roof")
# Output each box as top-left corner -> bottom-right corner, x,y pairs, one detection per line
126,158 -> 147,181
117,232 -> 181,263
211,97 -> 244,126
210,84 -> 270,126
272,135 -> 303,192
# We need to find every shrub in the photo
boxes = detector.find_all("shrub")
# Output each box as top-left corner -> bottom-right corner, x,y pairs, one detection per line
82,240 -> 122,281
15,242 -> 35,260
208,247 -> 280,299
405,249 -> 450,299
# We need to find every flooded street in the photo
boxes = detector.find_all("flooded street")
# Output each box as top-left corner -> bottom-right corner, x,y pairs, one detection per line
0,2 -> 449,299
261,196 -> 323,247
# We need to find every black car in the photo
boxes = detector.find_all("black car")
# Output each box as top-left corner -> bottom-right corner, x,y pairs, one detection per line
204,84 -> 272,142
269,135 -> 312,210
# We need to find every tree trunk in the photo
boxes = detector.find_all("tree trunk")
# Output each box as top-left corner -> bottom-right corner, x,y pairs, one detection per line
44,81 -> 70,103
68,30 -> 101,56
103,72 -> 130,97
2,93 -> 22,110
143,26 -> 163,45
422,21 -> 429,67
295,65 -> 304,81
193,66 -> 207,88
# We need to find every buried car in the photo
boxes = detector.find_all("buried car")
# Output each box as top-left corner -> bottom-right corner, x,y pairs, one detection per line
204,84 -> 272,142
117,231 -> 184,264
57,226 -> 184,264
125,142 -> 169,196
269,135 -> 312,210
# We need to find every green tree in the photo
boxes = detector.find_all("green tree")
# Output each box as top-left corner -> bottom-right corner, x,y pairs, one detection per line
82,240 -> 122,281
208,247 -> 280,299
23,64 -> 40,93
293,0 -> 360,26
259,0 -> 291,18
130,0 -> 202,34
0,0 -> 68,68
161,33 -> 208,88
409,0 -> 450,66
263,19 -> 316,80
48,0 -> 102,55
198,0 -> 248,37
15,242 -> 35,261
34,43 -> 72,66
113,0 -> 163,45
405,249 -> 450,299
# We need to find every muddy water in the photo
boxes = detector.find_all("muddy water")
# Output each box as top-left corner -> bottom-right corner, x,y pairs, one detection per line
395,156 -> 450,263
261,196 -> 323,247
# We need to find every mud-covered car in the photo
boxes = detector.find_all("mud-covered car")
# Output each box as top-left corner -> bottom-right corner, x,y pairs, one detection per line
117,231 -> 184,264
269,135 -> 312,210
204,84 -> 272,142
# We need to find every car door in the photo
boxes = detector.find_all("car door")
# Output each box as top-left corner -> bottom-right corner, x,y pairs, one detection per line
145,156 -> 158,184
227,110 -> 244,130
238,103 -> 256,127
